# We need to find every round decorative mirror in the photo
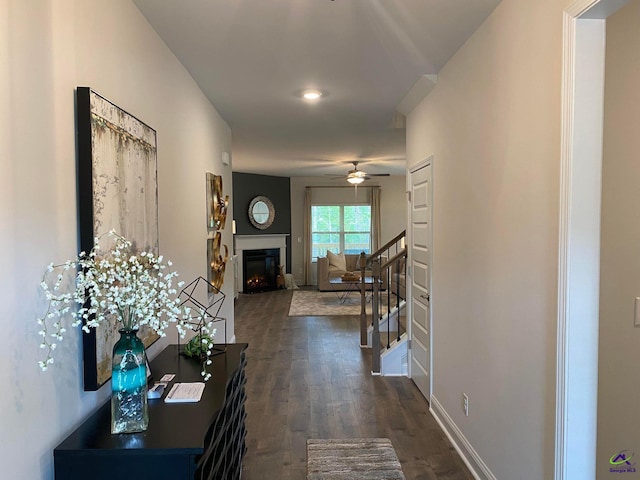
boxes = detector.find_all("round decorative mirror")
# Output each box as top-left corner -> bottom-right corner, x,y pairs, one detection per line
248,196 -> 275,229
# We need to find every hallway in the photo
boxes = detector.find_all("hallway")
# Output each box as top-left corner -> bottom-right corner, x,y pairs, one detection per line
234,289 -> 473,479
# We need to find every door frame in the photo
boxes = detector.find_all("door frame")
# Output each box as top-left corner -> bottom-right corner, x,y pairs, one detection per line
557,1 -> 630,478
407,156 -> 434,400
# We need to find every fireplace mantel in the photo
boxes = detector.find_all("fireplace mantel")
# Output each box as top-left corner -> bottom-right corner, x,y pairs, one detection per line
235,234 -> 288,250
235,235 -> 288,293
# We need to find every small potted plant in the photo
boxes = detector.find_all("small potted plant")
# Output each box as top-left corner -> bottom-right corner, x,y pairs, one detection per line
183,333 -> 215,362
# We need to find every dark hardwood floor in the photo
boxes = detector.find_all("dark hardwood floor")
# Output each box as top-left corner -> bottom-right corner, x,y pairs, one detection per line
234,289 -> 473,480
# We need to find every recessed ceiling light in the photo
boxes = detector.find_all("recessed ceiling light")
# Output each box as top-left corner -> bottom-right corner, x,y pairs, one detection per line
303,90 -> 322,101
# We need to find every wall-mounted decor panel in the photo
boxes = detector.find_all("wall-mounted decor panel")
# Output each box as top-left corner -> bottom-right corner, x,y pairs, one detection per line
76,87 -> 159,391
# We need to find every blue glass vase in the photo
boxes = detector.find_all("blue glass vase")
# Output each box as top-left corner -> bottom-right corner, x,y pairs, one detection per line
111,328 -> 148,434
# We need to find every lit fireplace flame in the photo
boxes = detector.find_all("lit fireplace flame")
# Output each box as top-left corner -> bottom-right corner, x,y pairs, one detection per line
246,275 -> 268,288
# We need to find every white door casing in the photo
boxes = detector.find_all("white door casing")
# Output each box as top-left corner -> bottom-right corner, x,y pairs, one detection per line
409,159 -> 432,401
557,1 -> 630,478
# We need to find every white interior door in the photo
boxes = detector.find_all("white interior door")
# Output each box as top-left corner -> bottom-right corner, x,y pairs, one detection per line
409,162 -> 431,401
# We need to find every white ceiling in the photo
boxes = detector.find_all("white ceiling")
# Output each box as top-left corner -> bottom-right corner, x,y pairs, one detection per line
132,0 -> 501,177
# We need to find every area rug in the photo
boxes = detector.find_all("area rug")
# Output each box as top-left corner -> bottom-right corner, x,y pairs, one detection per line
307,438 -> 406,480
288,289 -> 387,317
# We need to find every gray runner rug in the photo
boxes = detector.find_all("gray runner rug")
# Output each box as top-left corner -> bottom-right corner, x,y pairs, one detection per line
307,438 -> 406,480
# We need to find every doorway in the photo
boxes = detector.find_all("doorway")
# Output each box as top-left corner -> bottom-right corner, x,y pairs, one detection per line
558,1 -> 631,478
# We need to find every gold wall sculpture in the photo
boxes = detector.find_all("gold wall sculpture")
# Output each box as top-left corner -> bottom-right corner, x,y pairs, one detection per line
207,232 -> 229,291
206,173 -> 230,289
206,173 -> 229,231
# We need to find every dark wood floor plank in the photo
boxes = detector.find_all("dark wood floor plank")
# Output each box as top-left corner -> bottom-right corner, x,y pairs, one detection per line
235,289 -> 473,480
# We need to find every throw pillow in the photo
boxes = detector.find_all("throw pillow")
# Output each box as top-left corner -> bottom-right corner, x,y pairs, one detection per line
327,251 -> 347,272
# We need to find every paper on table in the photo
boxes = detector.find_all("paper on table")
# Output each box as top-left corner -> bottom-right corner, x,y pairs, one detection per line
164,382 -> 205,403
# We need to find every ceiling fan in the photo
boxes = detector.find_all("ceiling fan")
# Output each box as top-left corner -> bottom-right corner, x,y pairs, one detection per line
336,161 -> 390,185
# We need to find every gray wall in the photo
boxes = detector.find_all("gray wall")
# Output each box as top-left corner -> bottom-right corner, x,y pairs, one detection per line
597,1 -> 640,476
232,172 -> 292,272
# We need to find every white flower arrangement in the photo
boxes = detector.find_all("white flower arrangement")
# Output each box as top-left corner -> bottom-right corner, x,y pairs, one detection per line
37,230 -> 216,381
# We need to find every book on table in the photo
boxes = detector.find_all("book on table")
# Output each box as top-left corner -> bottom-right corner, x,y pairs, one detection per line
341,272 -> 361,281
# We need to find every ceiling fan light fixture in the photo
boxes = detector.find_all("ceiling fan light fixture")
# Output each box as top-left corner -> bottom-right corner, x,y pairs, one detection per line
347,176 -> 365,185
302,90 -> 322,101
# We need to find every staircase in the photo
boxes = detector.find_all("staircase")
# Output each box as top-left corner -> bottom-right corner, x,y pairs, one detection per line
367,300 -> 408,375
359,231 -> 407,376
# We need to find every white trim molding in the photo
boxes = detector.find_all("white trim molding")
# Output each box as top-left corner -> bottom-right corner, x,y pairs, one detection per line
556,8 -> 578,479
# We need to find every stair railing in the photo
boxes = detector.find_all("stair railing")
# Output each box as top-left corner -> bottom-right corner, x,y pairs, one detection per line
359,230 -> 407,374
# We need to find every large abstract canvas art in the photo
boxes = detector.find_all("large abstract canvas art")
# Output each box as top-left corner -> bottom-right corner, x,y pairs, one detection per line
76,87 -> 159,390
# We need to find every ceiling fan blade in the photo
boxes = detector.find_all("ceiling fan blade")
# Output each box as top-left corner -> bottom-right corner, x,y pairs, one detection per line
323,175 -> 347,180
366,173 -> 390,177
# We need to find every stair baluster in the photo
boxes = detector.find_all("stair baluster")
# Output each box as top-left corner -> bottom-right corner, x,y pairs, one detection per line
371,257 -> 381,374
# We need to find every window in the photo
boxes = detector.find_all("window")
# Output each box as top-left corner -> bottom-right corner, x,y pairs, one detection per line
311,205 -> 371,261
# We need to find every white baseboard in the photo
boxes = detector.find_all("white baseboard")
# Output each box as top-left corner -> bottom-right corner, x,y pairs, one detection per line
430,396 -> 496,480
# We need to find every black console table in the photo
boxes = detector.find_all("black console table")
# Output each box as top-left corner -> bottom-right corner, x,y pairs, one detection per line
54,343 -> 248,480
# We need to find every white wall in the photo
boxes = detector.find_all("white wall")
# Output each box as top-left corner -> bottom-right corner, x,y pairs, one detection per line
597,1 -> 640,476
290,176 -> 407,285
0,1 -> 232,478
406,0 -> 563,478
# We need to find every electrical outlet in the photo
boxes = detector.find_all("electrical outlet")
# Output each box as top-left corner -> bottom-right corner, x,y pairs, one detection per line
463,393 -> 469,416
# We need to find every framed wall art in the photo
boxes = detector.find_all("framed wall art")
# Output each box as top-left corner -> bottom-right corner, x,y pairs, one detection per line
76,87 -> 160,391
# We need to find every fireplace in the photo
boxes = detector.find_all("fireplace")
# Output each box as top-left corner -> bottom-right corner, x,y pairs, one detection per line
235,234 -> 288,295
243,248 -> 280,293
